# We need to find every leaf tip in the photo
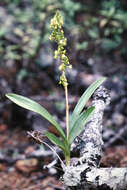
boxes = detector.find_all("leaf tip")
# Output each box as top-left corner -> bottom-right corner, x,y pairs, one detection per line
5,93 -> 9,98
102,76 -> 106,82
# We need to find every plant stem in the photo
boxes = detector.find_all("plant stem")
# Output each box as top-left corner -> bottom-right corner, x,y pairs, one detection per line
65,155 -> 70,166
65,85 -> 69,140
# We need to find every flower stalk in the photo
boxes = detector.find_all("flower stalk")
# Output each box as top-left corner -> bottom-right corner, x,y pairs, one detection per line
49,10 -> 72,164
65,85 -> 69,140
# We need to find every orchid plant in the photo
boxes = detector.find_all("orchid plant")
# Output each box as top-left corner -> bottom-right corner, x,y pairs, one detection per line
6,11 -> 105,166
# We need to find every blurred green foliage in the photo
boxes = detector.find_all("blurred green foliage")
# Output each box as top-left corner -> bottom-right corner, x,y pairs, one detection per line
82,0 -> 127,53
100,0 -> 127,52
0,0 -> 82,82
0,0 -> 81,67
0,0 -> 127,78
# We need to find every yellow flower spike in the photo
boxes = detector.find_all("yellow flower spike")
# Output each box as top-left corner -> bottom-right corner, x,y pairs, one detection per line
49,11 -> 71,164
49,10 -> 72,87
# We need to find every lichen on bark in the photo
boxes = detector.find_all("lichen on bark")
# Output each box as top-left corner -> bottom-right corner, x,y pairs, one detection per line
62,86 -> 127,190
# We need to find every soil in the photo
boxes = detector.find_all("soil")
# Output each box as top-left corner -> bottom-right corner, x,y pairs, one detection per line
0,126 -> 63,190
0,124 -> 127,190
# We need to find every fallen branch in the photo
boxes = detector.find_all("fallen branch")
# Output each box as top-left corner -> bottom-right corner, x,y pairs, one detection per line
63,86 -> 127,190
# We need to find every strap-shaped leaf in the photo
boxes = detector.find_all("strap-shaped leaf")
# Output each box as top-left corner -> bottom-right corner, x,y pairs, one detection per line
45,132 -> 70,157
69,77 -> 106,131
45,132 -> 65,151
69,106 -> 95,144
6,93 -> 66,140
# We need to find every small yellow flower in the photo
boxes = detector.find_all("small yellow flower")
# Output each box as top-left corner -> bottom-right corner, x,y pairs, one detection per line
54,50 -> 58,59
49,10 -> 72,87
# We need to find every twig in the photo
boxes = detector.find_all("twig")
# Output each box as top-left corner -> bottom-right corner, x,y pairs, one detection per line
27,131 -> 65,170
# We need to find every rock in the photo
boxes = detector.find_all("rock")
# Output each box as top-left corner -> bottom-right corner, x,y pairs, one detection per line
0,124 -> 7,132
0,163 -> 6,171
25,146 -> 35,155
80,73 -> 100,86
15,159 -> 38,173
42,176 -> 55,188
120,157 -> 127,167
112,112 -> 124,126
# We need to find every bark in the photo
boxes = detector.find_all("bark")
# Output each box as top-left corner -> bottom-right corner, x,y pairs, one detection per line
62,86 -> 127,190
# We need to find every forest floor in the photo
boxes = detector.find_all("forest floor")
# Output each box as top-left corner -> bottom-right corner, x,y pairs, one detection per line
1,56 -> 127,189
0,109 -> 127,190
0,2 -> 127,189
0,126 -> 63,190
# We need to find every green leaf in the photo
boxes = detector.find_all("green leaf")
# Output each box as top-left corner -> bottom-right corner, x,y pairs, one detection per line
45,132 -> 70,157
69,77 -> 106,131
69,106 -> 95,144
6,93 -> 66,140
45,132 -> 65,151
